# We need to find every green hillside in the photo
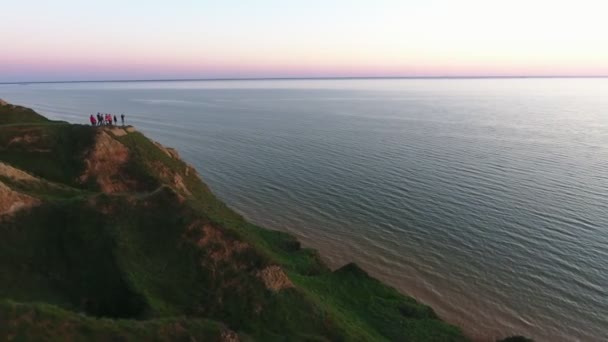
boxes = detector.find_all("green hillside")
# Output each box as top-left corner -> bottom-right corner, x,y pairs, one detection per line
0,100 -> 467,341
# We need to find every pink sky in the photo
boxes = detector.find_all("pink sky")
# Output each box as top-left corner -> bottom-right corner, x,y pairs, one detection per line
1,1 -> 607,81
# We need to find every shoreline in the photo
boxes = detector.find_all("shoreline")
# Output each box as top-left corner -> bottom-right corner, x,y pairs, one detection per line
228,206 -> 550,342
227,206 -> 505,341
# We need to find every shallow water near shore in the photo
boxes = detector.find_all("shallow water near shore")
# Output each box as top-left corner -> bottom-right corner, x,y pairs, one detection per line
2,78 -> 607,341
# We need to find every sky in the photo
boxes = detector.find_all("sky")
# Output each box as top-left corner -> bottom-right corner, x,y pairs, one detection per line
1,0 -> 607,82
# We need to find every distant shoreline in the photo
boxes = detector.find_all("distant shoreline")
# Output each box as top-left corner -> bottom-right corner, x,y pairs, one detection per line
1,75 -> 607,85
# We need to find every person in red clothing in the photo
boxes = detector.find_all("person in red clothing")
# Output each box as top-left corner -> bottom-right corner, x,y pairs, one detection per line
89,114 -> 97,126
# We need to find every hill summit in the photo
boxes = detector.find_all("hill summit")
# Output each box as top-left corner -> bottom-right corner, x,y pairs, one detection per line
0,100 -> 466,341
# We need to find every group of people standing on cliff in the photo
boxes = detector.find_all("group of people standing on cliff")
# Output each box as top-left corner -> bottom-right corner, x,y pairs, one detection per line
89,113 -> 125,126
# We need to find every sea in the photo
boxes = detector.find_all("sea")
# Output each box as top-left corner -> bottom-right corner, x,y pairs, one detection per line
1,78 -> 607,341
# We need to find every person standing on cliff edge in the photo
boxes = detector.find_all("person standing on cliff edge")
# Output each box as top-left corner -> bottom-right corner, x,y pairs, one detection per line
121,114 -> 125,126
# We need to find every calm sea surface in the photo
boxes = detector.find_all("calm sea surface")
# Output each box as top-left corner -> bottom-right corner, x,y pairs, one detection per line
2,78 -> 607,341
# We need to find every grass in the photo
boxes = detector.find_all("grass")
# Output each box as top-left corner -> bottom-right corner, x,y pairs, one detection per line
0,300 -> 226,341
0,123 -> 96,187
0,103 -> 51,125
291,264 -> 466,342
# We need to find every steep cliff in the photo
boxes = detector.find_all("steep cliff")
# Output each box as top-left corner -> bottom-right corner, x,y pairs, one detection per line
0,100 -> 466,341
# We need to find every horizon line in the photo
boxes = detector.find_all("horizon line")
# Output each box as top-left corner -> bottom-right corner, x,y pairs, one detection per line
1,75 -> 608,85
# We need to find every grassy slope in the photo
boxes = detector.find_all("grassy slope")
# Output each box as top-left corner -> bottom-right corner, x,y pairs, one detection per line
0,103 -> 467,341
0,300 -> 225,341
0,103 -> 51,125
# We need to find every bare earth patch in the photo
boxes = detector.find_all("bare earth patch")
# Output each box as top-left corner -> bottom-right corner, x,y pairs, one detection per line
79,131 -> 132,193
107,127 -> 128,137
191,223 -> 250,263
0,162 -> 39,182
172,173 -> 190,196
0,99 -> 8,106
2,128 -> 48,152
8,134 -> 40,145
151,160 -> 191,196
256,265 -> 294,292
221,330 -> 240,342
0,181 -> 39,216
153,141 -> 180,159
166,147 -> 179,159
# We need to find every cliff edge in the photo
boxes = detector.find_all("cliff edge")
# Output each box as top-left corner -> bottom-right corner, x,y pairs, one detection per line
0,100 -> 467,341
